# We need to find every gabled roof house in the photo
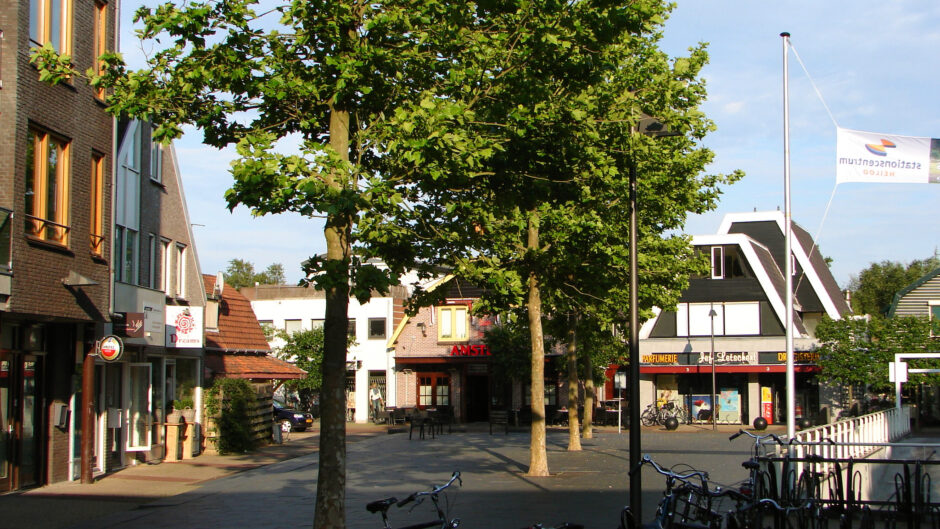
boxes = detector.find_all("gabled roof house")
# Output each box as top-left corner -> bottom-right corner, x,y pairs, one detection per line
638,211 -> 851,426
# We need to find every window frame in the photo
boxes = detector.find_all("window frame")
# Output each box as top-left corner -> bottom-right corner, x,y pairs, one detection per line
437,305 -> 469,342
93,1 -> 107,99
150,141 -> 162,184
417,374 -> 450,409
174,242 -> 186,298
710,246 -> 724,279
368,318 -> 387,340
90,152 -> 105,256
25,128 -> 71,246
284,319 -> 302,335
930,302 -> 940,338
30,0 -> 73,55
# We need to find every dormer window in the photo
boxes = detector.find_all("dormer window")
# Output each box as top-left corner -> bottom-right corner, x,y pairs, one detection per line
710,247 -> 723,279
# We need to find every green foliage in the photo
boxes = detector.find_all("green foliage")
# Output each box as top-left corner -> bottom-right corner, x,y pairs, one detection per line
224,259 -> 286,289
484,318 -> 535,384
275,328 -> 325,392
206,378 -> 259,455
815,314 -> 938,391
847,256 -> 940,316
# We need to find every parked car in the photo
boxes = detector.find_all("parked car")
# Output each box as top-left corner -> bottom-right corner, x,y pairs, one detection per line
273,400 -> 314,432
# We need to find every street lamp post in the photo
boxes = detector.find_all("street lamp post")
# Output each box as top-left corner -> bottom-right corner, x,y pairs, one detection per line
628,115 -> 678,523
709,305 -> 717,431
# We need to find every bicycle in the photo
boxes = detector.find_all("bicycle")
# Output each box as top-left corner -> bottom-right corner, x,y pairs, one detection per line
728,429 -> 786,503
641,402 -> 689,427
367,471 -> 462,529
620,454 -> 744,529
724,496 -> 822,529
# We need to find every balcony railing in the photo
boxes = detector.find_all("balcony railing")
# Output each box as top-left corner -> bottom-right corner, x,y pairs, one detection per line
24,214 -> 70,247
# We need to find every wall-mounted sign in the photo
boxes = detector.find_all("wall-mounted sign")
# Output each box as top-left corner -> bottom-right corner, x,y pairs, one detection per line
697,351 -> 754,365
450,344 -> 491,357
116,312 -> 145,338
757,351 -> 820,365
165,306 -> 204,348
98,335 -> 124,362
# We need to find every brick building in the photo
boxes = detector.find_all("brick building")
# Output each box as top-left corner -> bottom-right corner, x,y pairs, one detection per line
1,0 -> 116,491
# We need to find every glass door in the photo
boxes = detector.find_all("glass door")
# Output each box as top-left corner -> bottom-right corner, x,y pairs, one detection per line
125,363 -> 152,451
0,352 -> 10,492
0,354 -> 42,491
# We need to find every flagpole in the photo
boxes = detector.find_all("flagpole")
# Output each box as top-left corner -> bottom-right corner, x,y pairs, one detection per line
781,32 -> 796,441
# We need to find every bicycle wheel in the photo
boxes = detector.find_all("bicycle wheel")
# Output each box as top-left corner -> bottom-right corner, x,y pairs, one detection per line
641,410 -> 656,427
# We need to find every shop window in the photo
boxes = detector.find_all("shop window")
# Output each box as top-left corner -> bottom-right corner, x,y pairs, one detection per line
437,305 -> 468,341
418,375 -> 450,408
368,318 -> 386,340
30,0 -> 73,55
523,382 -> 558,406
25,128 -> 71,246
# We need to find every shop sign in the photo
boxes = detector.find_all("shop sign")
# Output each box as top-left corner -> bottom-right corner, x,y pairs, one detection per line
117,312 -> 145,338
642,353 -> 681,365
98,335 -> 124,362
165,306 -> 204,348
450,344 -> 491,357
757,351 -> 820,365
696,351 -> 754,365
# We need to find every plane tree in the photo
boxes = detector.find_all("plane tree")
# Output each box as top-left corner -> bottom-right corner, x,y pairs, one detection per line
360,0 -> 740,474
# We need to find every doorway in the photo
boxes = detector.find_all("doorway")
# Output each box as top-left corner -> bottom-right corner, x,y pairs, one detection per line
0,352 -> 43,492
465,375 -> 489,422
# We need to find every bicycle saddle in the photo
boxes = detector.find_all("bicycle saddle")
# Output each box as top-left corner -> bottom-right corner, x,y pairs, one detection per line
367,497 -> 398,513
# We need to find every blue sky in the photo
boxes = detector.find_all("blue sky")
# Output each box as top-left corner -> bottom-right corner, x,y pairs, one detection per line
122,2 -> 940,287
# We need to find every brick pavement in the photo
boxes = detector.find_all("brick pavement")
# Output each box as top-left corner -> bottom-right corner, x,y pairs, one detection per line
0,422 -> 862,529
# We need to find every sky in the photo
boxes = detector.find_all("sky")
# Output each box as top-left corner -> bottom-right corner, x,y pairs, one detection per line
120,1 -> 940,288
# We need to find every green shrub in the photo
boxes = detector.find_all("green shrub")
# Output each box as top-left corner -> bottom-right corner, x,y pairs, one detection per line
207,378 -> 258,454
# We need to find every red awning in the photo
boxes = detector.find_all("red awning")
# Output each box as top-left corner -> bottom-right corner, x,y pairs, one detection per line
205,354 -> 306,380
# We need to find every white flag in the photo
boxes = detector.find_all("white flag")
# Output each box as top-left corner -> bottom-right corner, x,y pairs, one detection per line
836,127 -> 939,184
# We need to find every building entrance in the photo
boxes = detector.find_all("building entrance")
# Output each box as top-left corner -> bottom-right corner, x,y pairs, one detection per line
0,352 -> 42,492
465,375 -> 489,422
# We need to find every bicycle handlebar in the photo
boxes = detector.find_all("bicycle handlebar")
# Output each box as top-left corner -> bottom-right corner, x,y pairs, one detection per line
396,471 -> 462,508
630,454 -> 709,484
728,429 -> 785,444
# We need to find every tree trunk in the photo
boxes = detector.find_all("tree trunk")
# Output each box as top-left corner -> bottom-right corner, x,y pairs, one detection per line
581,350 -> 595,439
314,107 -> 352,529
566,317 -> 581,451
526,211 -> 550,477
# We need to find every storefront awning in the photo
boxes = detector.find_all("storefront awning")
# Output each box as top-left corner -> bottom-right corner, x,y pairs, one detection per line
205,353 -> 306,380
640,364 -> 820,374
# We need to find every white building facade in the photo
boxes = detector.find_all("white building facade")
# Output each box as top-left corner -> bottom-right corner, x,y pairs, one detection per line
242,284 -> 407,423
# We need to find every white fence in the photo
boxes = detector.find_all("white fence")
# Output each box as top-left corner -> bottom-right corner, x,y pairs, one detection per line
770,405 -> 913,499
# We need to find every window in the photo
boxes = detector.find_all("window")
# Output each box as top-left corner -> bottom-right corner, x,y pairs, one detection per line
437,305 -> 469,341
30,0 -> 73,55
418,375 -> 450,408
174,243 -> 186,298
25,128 -> 70,245
676,302 -> 760,337
368,318 -> 387,340
93,1 -> 107,99
710,247 -> 723,279
347,319 -> 357,339
160,238 -> 171,293
284,319 -> 302,335
0,208 -> 11,272
90,153 -> 105,256
311,319 -> 324,331
150,141 -> 162,183
930,303 -> 940,337
147,234 -> 156,289
114,225 -> 137,283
